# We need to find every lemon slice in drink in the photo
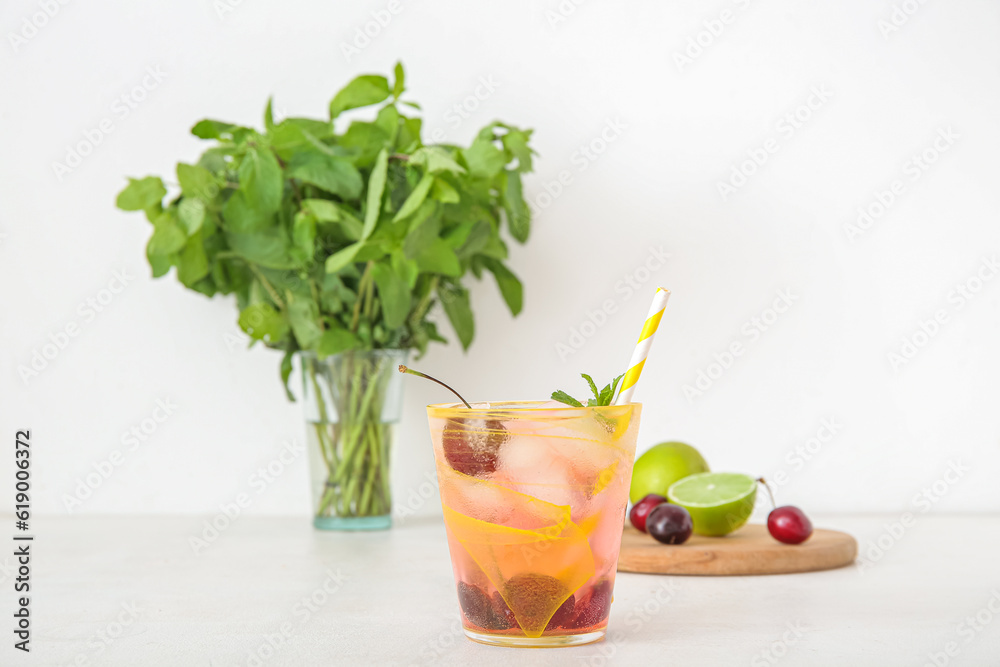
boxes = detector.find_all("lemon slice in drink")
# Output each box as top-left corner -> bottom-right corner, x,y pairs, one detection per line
667,472 -> 757,536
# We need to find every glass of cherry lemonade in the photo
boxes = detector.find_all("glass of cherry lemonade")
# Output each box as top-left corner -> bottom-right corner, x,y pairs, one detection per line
426,401 -> 641,647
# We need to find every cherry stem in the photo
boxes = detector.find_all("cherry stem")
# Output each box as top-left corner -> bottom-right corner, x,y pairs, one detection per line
398,365 -> 472,409
757,477 -> 777,510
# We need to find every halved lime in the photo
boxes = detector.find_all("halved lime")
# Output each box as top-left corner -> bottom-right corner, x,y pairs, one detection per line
667,472 -> 757,536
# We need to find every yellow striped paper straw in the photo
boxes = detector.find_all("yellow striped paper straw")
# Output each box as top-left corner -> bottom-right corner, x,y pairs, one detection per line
614,287 -> 670,405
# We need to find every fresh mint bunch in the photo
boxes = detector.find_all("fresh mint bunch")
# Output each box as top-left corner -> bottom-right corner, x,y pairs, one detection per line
114,62 -> 535,400
551,373 -> 625,407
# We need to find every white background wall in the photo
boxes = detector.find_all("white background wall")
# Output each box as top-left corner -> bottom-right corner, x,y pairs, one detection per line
2,0 -> 998,518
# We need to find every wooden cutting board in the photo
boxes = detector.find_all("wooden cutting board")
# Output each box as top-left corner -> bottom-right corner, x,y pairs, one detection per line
617,524 -> 857,576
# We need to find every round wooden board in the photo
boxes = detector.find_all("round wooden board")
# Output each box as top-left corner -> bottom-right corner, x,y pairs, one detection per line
617,523 -> 857,576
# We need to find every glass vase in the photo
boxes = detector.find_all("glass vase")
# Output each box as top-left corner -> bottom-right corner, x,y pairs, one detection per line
301,349 -> 407,531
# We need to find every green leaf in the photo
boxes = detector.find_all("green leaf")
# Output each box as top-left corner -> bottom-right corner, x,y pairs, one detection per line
462,138 -> 506,179
329,75 -> 391,119
177,163 -> 217,200
147,244 -> 172,278
147,214 -> 186,255
292,212 -> 316,261
415,239 -> 461,276
609,373 -> 625,404
431,178 -> 460,203
374,104 -> 400,144
551,390 -> 584,408
362,148 -> 389,240
117,177 -> 166,211
340,122 -> 391,167
222,192 -> 268,233
325,242 -> 362,274
280,348 -> 295,401
581,374 -> 600,401
239,147 -> 283,214
178,198 -> 205,235
191,119 -> 237,140
390,249 -> 418,289
501,170 -> 530,243
289,152 -> 363,200
226,229 -> 299,269
287,294 -> 323,349
238,303 -> 288,343
177,234 -> 209,286
411,146 -> 465,175
483,259 -> 523,316
371,261 -> 411,330
301,199 -> 362,240
398,116 -> 423,150
502,129 -> 534,172
438,283 -> 474,350
318,327 -> 360,359
264,96 -> 275,131
392,62 -> 405,98
402,200 -> 440,259
393,172 -> 434,222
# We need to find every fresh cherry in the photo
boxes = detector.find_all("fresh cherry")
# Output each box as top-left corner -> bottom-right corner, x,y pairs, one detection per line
629,493 -> 668,533
457,582 -> 512,630
646,503 -> 693,545
767,506 -> 813,544
441,418 -> 508,477
569,579 -> 613,629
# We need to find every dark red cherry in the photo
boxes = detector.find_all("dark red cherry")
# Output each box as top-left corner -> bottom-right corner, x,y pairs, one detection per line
767,506 -> 813,544
442,418 -> 507,476
569,579 -> 613,629
629,494 -> 667,533
646,503 -> 693,545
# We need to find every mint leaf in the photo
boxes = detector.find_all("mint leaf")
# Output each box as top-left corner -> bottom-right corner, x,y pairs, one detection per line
318,327 -> 360,359
411,146 -> 466,175
329,75 -> 391,119
501,170 -> 530,243
287,294 -> 323,349
147,214 -> 186,255
117,177 -> 165,211
239,147 -> 283,214
393,172 -> 434,222
502,129 -> 534,172
289,152 -> 363,200
581,373 -> 600,401
438,283 -> 474,350
371,261 -> 411,330
483,259 -> 522,316
462,137 -> 505,179
280,347 -> 295,401
239,303 -> 288,343
551,390 -> 584,408
177,163 -> 216,200
191,119 -> 238,140
361,149 -> 389,240
392,62 -> 405,98
177,234 -> 209,286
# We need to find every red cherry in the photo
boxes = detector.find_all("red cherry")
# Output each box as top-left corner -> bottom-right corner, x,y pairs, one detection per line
628,494 -> 667,533
442,418 -> 508,476
767,506 -> 813,544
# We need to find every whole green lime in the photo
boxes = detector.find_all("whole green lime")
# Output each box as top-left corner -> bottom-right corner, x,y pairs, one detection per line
629,441 -> 709,504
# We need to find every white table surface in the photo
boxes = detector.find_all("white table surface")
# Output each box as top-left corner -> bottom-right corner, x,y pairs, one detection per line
22,514 -> 1000,666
